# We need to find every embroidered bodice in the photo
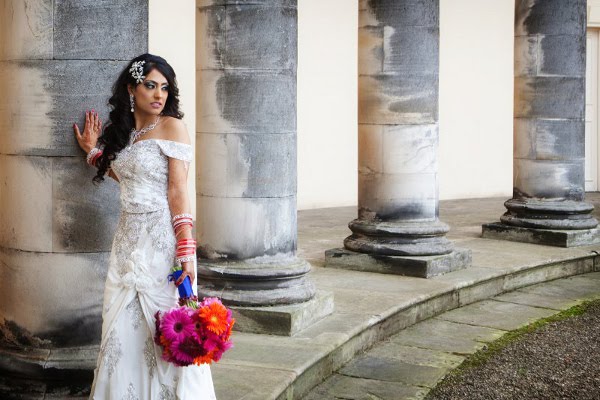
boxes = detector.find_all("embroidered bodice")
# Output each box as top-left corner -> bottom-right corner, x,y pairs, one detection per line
111,139 -> 192,213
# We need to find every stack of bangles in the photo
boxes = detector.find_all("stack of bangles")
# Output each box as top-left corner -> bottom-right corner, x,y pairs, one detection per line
176,238 -> 197,265
172,214 -> 196,265
86,147 -> 103,167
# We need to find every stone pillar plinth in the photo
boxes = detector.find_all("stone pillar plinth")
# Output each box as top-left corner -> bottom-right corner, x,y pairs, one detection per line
0,0 -> 146,390
482,0 -> 600,247
325,0 -> 471,278
196,0 -> 332,333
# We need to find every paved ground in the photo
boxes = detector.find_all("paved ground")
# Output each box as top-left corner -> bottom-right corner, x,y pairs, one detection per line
428,296 -> 600,399
302,273 -> 600,399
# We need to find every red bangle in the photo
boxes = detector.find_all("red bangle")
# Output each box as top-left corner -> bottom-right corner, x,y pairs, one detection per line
176,245 -> 196,251
174,223 -> 193,233
90,152 -> 102,167
177,239 -> 196,245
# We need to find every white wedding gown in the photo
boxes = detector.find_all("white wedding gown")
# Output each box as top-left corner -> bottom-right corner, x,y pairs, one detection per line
89,138 -> 216,400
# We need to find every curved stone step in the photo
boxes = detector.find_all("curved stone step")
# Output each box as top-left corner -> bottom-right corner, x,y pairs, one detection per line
302,272 -> 600,399
208,240 -> 599,400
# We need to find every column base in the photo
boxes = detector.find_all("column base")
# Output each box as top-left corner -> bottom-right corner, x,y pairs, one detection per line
230,290 -> 334,336
502,198 -> 598,230
482,222 -> 600,247
0,344 -> 96,398
345,218 -> 454,256
324,248 -> 472,278
197,257 -> 316,306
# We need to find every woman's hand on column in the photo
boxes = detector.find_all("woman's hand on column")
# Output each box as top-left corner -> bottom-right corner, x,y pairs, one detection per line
74,110 -> 102,153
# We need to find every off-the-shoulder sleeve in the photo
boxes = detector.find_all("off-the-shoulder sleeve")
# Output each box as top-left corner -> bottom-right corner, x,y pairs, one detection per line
156,139 -> 193,163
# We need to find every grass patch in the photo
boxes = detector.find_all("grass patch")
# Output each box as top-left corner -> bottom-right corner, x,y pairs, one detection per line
426,298 -> 600,398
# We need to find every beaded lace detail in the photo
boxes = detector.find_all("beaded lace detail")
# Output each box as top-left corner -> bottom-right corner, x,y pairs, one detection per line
111,139 -> 192,213
101,329 -> 122,378
113,210 -> 174,277
144,336 -> 157,378
126,297 -> 144,330
160,384 -> 177,400
122,383 -> 139,400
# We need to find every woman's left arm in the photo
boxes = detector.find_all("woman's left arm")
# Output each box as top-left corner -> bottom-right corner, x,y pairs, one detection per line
166,121 -> 195,286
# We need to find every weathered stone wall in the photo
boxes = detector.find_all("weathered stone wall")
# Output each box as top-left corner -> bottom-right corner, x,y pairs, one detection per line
0,0 -> 147,348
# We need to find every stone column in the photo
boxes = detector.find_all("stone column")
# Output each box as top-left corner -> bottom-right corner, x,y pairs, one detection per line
0,0 -> 145,385
482,0 -> 600,247
325,0 -> 470,278
196,0 -> 332,331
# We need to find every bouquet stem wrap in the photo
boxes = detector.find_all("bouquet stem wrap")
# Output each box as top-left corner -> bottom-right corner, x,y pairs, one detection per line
168,267 -> 194,298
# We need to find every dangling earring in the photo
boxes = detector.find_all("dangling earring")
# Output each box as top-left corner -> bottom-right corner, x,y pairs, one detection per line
129,94 -> 135,113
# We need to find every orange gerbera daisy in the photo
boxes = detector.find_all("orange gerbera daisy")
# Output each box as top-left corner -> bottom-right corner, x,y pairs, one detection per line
193,351 -> 214,366
160,334 -> 171,347
224,319 -> 235,340
198,302 -> 229,335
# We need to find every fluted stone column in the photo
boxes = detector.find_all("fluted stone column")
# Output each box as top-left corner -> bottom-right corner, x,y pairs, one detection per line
0,0 -> 145,383
196,0 -> 332,332
325,0 -> 471,278
482,0 -> 600,247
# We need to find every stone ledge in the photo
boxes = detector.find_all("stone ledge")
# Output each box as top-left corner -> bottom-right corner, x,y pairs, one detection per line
230,290 -> 335,336
482,222 -> 600,247
324,248 -> 472,278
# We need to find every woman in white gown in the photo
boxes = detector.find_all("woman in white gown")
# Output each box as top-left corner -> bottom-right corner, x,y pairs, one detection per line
73,54 -> 217,400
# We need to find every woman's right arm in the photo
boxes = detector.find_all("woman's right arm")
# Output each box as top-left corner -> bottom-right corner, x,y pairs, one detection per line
73,110 -> 119,182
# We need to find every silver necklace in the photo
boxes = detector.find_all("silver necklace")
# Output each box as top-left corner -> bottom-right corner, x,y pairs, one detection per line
130,116 -> 161,144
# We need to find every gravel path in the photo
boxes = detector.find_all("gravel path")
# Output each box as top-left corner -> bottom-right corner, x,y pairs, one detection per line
426,300 -> 600,400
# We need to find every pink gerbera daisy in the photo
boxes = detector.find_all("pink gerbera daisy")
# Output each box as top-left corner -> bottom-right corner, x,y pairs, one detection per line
212,340 -> 234,362
160,307 -> 195,343
200,297 -> 220,307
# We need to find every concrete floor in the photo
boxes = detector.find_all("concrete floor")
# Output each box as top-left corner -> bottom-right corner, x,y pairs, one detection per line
297,194 -> 600,265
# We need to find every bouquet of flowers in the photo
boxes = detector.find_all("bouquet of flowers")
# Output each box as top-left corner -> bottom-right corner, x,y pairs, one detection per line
154,266 -> 235,366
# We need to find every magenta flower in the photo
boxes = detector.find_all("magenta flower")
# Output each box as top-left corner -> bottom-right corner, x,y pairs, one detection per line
160,307 -> 195,343
201,332 -> 219,353
156,296 -> 234,366
171,337 -> 204,365
212,340 -> 233,362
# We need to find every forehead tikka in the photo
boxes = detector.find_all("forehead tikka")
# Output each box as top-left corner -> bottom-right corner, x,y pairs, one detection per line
129,60 -> 146,84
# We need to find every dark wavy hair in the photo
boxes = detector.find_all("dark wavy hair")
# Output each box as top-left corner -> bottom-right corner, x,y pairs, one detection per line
93,53 -> 183,183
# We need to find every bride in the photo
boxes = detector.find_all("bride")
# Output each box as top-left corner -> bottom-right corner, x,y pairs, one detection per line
73,54 -> 217,399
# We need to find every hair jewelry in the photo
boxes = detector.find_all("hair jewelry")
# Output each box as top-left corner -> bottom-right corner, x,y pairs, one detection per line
129,60 -> 146,84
